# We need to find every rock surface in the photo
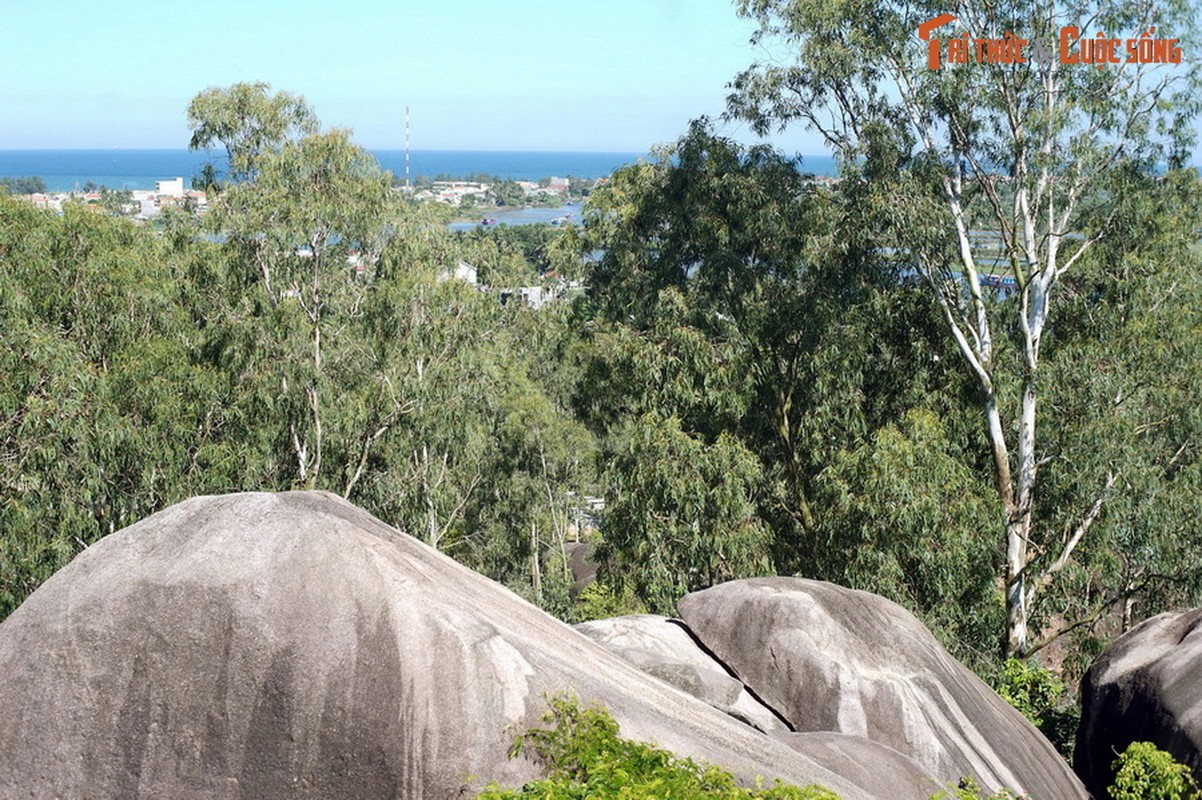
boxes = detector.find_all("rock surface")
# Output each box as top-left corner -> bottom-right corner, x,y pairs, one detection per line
561,541 -> 598,599
575,614 -> 789,733
677,577 -> 1089,800
1075,608 -> 1202,798
0,491 -> 921,800
774,733 -> 953,800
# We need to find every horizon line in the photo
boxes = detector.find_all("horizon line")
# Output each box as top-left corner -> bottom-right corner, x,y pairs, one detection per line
0,145 -> 836,156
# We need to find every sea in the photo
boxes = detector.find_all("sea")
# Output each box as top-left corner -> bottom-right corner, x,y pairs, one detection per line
0,149 -> 839,193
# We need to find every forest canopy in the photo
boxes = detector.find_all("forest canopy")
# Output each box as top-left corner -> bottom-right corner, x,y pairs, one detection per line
2,48 -> 1200,705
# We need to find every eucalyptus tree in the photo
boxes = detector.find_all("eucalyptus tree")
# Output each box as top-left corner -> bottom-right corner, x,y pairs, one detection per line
351,262 -> 515,551
188,83 -> 405,492
601,412 -> 774,615
187,82 -> 319,187
212,129 -> 398,490
476,378 -> 597,605
727,0 -> 1201,655
0,196 -> 220,617
580,123 -> 982,624
185,85 -> 602,611
1027,172 -> 1202,665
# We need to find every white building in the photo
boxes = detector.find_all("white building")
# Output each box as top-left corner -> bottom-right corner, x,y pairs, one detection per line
430,181 -> 490,206
155,177 -> 185,198
438,261 -> 479,286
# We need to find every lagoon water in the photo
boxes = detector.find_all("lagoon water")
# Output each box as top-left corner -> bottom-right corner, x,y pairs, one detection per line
0,149 -> 839,192
449,205 -> 583,232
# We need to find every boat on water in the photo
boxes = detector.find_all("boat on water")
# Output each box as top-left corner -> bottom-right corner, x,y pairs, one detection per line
980,273 -> 1018,289
481,217 -> 498,226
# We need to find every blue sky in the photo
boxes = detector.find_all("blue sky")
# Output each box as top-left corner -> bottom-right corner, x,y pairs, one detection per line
0,0 -> 825,154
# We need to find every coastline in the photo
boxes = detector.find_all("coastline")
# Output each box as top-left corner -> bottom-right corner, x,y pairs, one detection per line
0,149 -> 843,193
0,149 -> 654,193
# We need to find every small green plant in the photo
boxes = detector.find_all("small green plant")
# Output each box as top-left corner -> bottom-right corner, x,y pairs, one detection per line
479,693 -> 839,799
994,658 -> 1079,757
929,776 -> 1024,799
1110,741 -> 1200,800
571,579 -> 648,622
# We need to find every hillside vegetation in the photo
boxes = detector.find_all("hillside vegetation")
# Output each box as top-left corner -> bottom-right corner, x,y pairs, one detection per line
2,79 -> 1201,727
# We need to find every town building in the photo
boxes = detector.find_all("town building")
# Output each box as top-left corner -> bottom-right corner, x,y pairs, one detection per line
155,177 -> 185,198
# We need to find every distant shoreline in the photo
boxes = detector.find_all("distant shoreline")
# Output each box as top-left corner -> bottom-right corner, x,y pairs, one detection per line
0,149 -> 841,193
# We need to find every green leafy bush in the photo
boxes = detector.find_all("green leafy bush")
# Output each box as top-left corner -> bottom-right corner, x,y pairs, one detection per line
1110,741 -> 1199,800
479,694 -> 839,799
571,579 -> 648,623
994,659 -> 1079,758
929,777 -> 1023,799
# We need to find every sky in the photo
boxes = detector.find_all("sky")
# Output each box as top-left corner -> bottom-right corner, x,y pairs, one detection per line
0,0 -> 826,154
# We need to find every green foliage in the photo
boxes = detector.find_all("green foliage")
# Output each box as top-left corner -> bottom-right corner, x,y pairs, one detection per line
572,580 -> 648,622
454,223 -> 568,286
993,659 -> 1078,758
563,174 -> 595,201
726,0 -> 1202,658
0,86 -> 602,621
1030,173 -> 1202,664
601,412 -> 773,614
0,176 -> 47,195
186,81 -> 319,186
479,694 -> 839,799
0,195 -> 226,616
465,374 -> 598,602
1110,742 -> 1200,800
812,409 -> 1000,670
4,68 -> 1201,730
929,777 -> 1023,799
580,121 -> 993,661
494,179 -> 526,207
98,187 -> 133,216
201,122 -> 398,493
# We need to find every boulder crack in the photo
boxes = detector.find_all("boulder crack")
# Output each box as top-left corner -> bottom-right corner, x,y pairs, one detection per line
666,618 -> 795,732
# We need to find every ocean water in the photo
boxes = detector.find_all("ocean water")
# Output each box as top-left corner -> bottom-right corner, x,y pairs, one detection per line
0,149 -> 839,192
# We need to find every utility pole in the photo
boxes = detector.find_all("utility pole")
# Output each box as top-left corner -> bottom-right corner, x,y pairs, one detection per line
405,106 -> 411,189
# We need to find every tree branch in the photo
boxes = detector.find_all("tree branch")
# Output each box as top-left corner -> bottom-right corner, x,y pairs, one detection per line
1030,470 -> 1118,600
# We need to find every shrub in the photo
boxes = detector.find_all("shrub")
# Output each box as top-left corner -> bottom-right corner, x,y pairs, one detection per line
928,777 -> 1024,799
479,694 -> 838,799
571,579 -> 647,622
1110,741 -> 1199,800
994,658 -> 1079,757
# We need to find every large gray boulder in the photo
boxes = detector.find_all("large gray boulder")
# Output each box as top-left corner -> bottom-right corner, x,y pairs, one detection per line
0,492 -> 910,800
678,577 -> 1089,799
575,614 -> 789,733
1075,608 -> 1202,798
